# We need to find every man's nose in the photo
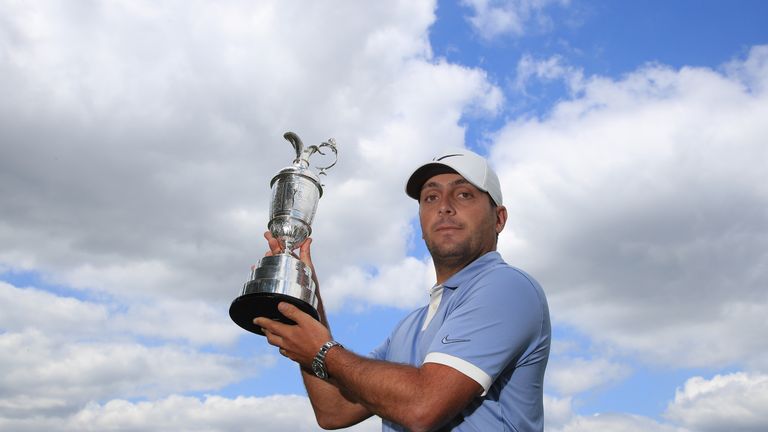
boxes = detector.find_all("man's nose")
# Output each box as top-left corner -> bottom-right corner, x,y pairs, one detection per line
438,200 -> 455,215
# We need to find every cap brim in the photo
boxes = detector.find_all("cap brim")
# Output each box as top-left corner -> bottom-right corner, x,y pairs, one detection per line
405,163 -> 458,201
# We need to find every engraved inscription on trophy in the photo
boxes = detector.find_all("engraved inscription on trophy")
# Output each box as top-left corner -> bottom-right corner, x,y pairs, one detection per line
229,131 -> 338,335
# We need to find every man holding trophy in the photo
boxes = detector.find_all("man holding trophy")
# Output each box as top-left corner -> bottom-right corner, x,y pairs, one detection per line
236,133 -> 551,432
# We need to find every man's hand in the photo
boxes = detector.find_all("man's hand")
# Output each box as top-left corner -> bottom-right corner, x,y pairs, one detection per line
256,231 -> 330,368
255,302 -> 332,369
263,230 -> 283,256
263,231 -> 321,292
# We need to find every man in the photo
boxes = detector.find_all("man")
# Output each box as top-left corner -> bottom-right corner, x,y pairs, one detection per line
255,150 -> 551,431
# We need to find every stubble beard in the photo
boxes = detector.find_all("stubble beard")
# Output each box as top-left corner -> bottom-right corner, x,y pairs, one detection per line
426,234 -> 479,272
425,214 -> 497,274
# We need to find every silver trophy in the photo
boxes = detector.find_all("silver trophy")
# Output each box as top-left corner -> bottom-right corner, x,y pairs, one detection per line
229,131 -> 338,335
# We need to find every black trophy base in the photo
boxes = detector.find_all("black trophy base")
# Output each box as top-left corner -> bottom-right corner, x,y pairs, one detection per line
229,292 -> 320,336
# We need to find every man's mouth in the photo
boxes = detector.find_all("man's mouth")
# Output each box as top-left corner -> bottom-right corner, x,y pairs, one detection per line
434,223 -> 462,232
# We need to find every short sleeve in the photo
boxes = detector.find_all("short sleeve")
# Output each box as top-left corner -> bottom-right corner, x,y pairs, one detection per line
423,267 -> 546,393
368,336 -> 390,361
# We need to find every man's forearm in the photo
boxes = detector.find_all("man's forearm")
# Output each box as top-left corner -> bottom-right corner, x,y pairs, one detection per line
323,348 -> 474,432
301,366 -> 372,429
300,297 -> 372,429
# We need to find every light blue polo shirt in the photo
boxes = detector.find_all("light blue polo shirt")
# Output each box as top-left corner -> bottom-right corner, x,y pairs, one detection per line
370,251 -> 551,432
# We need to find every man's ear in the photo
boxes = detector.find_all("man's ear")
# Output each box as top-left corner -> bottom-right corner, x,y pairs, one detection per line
495,206 -> 508,234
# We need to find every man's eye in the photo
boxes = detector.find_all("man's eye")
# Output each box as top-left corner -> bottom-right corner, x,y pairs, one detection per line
457,191 -> 472,199
423,194 -> 438,203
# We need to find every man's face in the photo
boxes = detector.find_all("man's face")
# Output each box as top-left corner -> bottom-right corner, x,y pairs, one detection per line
418,173 -> 507,267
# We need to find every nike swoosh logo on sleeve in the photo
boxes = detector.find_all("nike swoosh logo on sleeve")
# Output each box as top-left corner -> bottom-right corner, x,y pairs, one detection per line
441,335 -> 471,344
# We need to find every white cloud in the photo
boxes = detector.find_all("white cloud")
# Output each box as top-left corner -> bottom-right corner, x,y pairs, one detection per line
546,357 -> 631,396
2,0 -> 766,429
461,0 -> 570,39
0,394 -> 381,432
665,373 -> 768,432
111,298 -> 242,346
0,280 -> 270,423
494,46 -> 768,369
0,281 -> 108,338
724,45 -> 768,94
544,394 -> 575,430
546,372 -> 768,432
0,0 -> 500,310
0,281 -> 240,346
323,256 -> 436,311
0,1 -> 503,429
0,329 -> 258,418
550,413 -> 685,432
513,54 -> 585,95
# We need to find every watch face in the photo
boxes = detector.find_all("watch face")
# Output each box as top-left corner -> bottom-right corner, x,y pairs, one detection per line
312,359 -> 327,379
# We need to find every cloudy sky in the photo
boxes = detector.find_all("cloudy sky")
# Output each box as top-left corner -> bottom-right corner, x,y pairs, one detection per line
1,1 -> 767,431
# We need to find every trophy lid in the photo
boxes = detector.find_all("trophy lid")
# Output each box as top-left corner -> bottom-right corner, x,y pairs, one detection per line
269,132 -> 338,198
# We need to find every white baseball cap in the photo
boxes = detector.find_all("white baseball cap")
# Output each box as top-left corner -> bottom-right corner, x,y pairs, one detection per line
405,150 -> 503,206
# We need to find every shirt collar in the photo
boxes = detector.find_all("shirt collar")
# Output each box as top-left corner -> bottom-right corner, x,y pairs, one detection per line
441,251 -> 503,289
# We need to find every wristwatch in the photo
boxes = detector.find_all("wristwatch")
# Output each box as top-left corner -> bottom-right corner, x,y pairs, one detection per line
312,340 -> 343,380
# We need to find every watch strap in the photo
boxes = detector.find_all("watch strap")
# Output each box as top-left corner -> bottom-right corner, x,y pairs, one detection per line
314,340 -> 343,377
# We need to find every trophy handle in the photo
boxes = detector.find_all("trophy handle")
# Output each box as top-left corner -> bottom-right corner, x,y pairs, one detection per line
307,138 -> 338,176
283,131 -> 338,176
283,131 -> 304,165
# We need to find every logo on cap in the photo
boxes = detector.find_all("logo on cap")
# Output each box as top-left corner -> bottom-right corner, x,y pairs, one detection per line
435,154 -> 462,161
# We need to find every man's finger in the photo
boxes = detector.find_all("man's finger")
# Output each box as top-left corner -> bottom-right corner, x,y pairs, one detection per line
264,231 -> 283,255
299,238 -> 314,268
277,302 -> 310,325
298,238 -> 320,289
254,317 -> 284,336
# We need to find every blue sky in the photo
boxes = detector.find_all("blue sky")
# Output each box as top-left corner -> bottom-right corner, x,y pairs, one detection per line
1,1 -> 767,431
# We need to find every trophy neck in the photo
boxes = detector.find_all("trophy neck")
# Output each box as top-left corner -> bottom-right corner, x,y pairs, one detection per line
280,242 -> 300,257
